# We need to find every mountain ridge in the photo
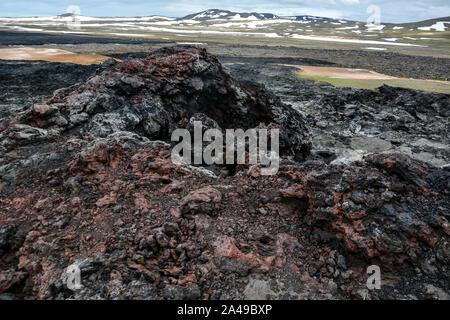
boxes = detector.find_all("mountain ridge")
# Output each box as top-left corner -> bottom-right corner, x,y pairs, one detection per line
0,9 -> 448,26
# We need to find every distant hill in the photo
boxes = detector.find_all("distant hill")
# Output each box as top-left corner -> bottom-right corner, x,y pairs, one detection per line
399,16 -> 450,31
0,9 -> 448,51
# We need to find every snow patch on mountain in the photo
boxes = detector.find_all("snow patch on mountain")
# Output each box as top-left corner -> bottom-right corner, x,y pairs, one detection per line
418,21 -> 450,31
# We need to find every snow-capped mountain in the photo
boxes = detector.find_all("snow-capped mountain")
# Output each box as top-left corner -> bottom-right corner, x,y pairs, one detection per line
181,9 -> 279,21
181,10 -> 353,23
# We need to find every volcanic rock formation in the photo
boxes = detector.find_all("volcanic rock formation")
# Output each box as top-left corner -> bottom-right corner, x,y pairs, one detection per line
0,47 -> 448,300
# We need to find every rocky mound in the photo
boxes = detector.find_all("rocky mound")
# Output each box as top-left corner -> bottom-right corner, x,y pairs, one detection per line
1,46 -> 311,161
0,47 -> 448,300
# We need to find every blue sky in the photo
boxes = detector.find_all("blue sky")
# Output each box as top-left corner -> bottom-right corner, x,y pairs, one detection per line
1,0 -> 449,23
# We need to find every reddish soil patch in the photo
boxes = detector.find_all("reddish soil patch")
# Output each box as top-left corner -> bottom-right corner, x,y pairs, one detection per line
0,47 -> 111,65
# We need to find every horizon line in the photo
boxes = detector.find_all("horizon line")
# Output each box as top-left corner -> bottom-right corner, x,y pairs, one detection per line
0,9 -> 449,24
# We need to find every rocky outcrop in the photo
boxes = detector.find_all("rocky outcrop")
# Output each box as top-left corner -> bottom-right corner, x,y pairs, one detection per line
275,154 -> 449,264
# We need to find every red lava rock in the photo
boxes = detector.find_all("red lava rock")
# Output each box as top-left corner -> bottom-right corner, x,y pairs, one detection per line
96,193 -> 117,207
279,184 -> 306,199
169,207 -> 182,219
180,186 -> 222,216
134,195 -> 150,213
214,236 -> 276,274
31,104 -> 51,115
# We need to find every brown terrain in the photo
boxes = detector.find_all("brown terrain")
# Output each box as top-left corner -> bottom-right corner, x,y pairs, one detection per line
0,47 -> 111,65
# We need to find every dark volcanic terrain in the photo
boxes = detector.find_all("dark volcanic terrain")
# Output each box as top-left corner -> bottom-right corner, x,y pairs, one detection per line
0,44 -> 449,300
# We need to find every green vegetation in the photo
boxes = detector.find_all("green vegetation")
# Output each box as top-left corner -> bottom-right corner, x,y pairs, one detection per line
297,74 -> 450,94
